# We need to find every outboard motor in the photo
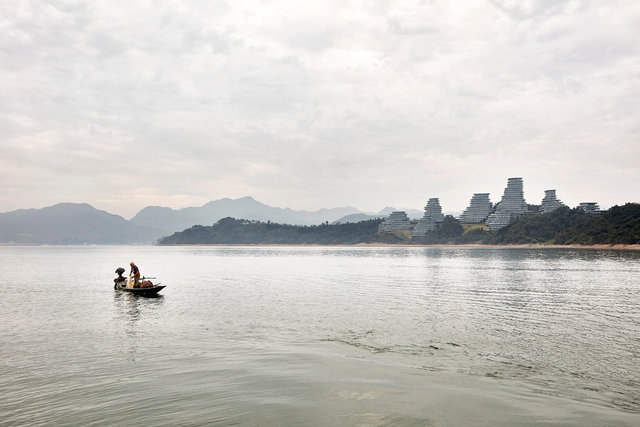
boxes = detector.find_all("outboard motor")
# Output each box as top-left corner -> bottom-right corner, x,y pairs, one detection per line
114,267 -> 127,289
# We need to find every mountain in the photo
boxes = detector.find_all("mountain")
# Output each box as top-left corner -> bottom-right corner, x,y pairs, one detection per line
376,207 -> 399,216
0,197 -> 426,244
335,207 -> 423,224
376,207 -> 423,219
130,196 -> 362,233
0,203 -> 162,244
333,213 -> 384,224
486,204 -> 640,245
158,217 -> 406,245
406,209 -> 427,219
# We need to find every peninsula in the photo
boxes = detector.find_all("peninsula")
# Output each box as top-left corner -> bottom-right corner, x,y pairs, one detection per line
158,203 -> 640,247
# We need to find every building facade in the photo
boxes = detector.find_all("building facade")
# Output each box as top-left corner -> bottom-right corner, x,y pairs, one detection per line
578,202 -> 601,214
460,193 -> 492,223
412,198 -> 444,237
485,177 -> 528,231
540,189 -> 565,214
379,211 -> 413,232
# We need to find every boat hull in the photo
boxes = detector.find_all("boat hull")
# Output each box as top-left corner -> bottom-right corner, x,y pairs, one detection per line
115,284 -> 166,296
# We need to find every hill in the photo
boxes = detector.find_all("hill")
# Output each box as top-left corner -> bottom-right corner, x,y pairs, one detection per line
130,196 -> 361,233
487,204 -> 640,245
333,213 -> 384,224
158,217 -> 405,245
0,203 -> 162,244
334,207 -> 424,224
376,207 -> 424,219
158,204 -> 640,246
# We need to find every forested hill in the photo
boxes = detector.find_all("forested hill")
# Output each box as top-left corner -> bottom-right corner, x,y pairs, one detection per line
157,204 -> 640,246
487,203 -> 640,245
157,217 -> 405,245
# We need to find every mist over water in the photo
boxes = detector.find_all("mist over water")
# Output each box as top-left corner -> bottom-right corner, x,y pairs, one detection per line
1,246 -> 639,425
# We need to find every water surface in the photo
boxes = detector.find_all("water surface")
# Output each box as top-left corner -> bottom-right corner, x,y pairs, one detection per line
1,246 -> 639,425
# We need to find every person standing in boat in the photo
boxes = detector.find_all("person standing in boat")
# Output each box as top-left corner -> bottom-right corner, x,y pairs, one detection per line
129,261 -> 141,288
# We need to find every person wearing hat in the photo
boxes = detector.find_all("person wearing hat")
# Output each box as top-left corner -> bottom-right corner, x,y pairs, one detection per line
129,262 -> 141,288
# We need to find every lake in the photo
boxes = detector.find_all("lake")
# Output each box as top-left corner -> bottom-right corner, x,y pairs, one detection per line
1,245 -> 639,426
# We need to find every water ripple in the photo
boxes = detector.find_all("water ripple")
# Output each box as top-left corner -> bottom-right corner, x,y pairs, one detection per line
1,246 -> 639,425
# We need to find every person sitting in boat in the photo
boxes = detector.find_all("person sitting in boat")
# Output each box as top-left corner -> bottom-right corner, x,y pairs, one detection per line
129,262 -> 141,288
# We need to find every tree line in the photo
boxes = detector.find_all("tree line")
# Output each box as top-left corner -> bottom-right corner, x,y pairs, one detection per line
158,217 -> 405,245
487,203 -> 640,245
157,203 -> 640,245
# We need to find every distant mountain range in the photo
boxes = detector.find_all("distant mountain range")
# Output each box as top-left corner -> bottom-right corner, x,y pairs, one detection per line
0,197 -> 422,244
333,207 -> 424,224
0,203 -> 161,244
130,196 -> 361,233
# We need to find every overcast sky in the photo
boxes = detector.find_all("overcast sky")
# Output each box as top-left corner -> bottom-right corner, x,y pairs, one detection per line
2,0 -> 639,218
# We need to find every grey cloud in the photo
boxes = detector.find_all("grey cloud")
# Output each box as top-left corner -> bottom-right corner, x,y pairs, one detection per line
486,0 -> 578,21
1,0 -> 639,216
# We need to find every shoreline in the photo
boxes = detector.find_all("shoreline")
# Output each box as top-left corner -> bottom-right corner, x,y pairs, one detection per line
156,243 -> 640,251
2,242 -> 639,250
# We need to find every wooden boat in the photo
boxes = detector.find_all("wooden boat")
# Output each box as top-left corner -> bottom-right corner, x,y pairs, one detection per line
114,282 -> 166,296
113,267 -> 166,296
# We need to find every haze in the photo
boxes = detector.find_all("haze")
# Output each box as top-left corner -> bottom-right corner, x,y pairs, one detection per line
2,1 -> 639,218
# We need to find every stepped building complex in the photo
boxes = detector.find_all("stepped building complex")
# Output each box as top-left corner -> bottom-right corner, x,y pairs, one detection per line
412,198 -> 444,237
375,176 -> 603,236
540,190 -> 565,214
579,202 -> 601,214
378,211 -> 412,232
485,177 -> 528,231
460,193 -> 492,223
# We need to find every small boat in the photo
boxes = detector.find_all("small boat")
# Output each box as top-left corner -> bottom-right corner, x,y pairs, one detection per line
113,267 -> 166,296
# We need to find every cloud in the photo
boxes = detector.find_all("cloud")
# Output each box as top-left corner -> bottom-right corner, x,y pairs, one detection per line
1,0 -> 639,217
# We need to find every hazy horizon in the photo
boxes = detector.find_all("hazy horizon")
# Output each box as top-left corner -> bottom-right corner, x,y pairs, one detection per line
0,189 -> 626,222
2,1 -> 639,218
0,195 -> 431,220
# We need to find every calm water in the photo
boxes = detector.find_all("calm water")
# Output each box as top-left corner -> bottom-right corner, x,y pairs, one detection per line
1,246 -> 639,426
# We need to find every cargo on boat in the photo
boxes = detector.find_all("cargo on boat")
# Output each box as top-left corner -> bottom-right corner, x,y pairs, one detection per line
113,267 -> 165,296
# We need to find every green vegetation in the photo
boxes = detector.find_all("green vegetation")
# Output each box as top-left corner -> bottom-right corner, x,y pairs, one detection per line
488,203 -> 640,245
157,203 -> 640,246
158,217 -> 405,245
412,215 -> 467,244
462,223 -> 488,234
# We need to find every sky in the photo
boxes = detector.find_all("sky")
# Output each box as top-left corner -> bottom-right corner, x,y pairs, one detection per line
1,0 -> 639,219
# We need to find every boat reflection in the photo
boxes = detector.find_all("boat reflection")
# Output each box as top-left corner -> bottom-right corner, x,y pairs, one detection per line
113,292 -> 165,362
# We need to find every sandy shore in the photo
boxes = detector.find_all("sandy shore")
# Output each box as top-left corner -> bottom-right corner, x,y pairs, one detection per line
355,243 -> 640,250
2,242 -> 638,250
159,243 -> 640,250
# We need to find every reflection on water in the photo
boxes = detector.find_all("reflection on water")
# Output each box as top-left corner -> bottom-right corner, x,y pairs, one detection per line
1,245 -> 639,426
113,292 -> 165,362
114,292 -> 141,324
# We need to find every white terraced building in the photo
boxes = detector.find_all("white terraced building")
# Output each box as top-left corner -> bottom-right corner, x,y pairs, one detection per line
378,211 -> 412,232
460,193 -> 492,223
412,198 -> 444,237
540,189 -> 565,214
579,202 -> 601,214
425,198 -> 445,223
486,177 -> 528,231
